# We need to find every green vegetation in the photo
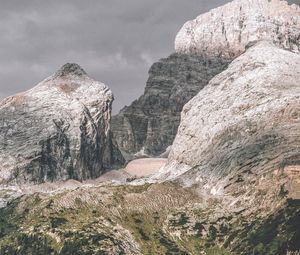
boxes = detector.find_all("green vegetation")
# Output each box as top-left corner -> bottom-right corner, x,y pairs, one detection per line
0,183 -> 298,255
232,205 -> 300,255
0,234 -> 57,255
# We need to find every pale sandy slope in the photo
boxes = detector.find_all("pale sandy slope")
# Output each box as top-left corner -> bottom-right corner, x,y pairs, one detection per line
124,158 -> 167,178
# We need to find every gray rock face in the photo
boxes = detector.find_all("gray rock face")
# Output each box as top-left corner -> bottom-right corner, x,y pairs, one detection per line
157,42 -> 300,191
175,0 -> 300,58
112,0 -> 300,158
112,53 -> 230,157
0,63 -> 124,184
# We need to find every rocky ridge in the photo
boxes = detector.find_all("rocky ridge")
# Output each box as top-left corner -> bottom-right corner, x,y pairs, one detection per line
175,0 -> 300,57
0,63 -> 124,184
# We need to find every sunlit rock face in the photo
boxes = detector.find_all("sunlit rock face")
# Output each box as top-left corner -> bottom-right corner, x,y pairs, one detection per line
0,63 -> 124,184
175,0 -> 300,58
157,42 -> 300,188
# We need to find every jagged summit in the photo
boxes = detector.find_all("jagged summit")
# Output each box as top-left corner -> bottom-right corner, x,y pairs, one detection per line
175,0 -> 300,57
54,63 -> 87,78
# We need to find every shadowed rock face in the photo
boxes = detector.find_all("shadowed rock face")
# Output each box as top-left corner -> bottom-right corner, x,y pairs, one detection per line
112,53 -> 231,157
156,42 -> 300,191
0,63 -> 124,184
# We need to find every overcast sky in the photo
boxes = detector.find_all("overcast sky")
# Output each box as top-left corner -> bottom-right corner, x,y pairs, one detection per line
0,0 -> 299,113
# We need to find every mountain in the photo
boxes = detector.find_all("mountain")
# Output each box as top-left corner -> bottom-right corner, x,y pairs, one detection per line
145,39 -> 300,254
0,0 -> 300,254
175,0 -> 300,57
112,54 -> 230,157
112,0 -> 300,158
0,63 -> 124,184
156,41 -> 300,187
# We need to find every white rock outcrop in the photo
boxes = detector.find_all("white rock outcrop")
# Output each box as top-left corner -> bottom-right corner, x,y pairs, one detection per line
0,63 -> 123,184
157,41 -> 300,185
175,0 -> 300,58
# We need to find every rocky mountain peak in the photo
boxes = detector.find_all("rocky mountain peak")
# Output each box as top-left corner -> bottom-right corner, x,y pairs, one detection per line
0,64 -> 124,184
53,63 -> 87,78
175,0 -> 300,58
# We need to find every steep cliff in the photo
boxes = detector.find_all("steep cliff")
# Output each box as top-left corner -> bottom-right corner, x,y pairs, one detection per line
112,53 -> 230,157
156,41 -> 300,193
175,0 -> 300,57
0,63 -> 124,184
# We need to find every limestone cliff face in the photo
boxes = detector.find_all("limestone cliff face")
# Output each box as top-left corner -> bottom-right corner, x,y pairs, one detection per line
112,0 -> 300,158
175,0 -> 300,58
156,42 -> 300,194
112,54 -> 230,157
0,63 -> 124,184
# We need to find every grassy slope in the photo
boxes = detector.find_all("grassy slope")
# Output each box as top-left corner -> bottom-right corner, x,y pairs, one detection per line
0,182 -> 299,255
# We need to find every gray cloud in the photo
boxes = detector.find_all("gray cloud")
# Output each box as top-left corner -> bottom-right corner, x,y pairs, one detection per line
0,0 -> 299,113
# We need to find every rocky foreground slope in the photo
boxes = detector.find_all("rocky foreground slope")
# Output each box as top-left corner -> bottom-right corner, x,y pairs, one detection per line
0,171 -> 299,254
0,63 -> 123,184
112,0 -> 300,158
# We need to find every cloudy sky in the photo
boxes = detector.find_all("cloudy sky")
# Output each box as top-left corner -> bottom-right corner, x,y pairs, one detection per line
0,0 -> 299,113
